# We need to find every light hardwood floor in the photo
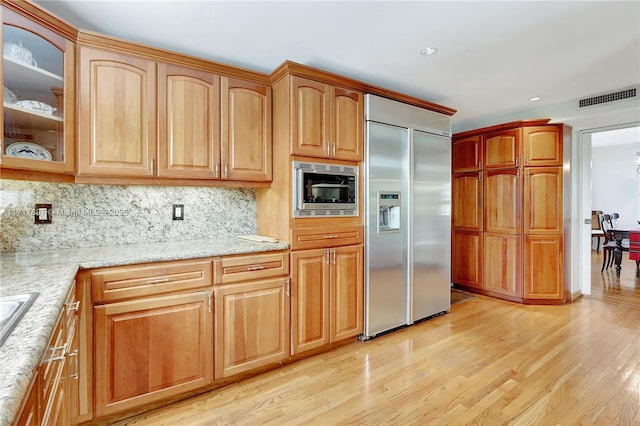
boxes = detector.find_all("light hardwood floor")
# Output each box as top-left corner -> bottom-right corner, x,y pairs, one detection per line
589,250 -> 640,309
116,288 -> 640,425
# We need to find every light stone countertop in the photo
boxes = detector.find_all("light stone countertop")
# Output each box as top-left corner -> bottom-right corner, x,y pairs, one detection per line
0,237 -> 289,426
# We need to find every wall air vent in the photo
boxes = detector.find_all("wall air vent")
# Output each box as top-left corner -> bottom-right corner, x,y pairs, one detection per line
578,87 -> 638,109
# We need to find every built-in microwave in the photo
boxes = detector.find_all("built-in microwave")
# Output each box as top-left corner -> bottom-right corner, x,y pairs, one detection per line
293,161 -> 358,217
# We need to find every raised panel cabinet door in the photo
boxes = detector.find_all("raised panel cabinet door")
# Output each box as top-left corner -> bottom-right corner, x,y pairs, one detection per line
214,278 -> 289,378
452,135 -> 482,172
523,126 -> 562,167
451,231 -> 482,288
330,245 -> 363,342
484,129 -> 521,169
291,76 -> 330,158
94,291 -> 213,418
290,249 -> 330,354
524,167 -> 563,235
524,235 -> 563,300
483,233 -> 522,298
157,63 -> 220,179
484,169 -> 521,234
330,86 -> 363,161
221,77 -> 272,181
452,172 -> 482,231
78,46 -> 156,177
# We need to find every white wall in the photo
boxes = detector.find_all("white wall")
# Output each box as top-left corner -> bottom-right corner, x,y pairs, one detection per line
591,143 -> 640,227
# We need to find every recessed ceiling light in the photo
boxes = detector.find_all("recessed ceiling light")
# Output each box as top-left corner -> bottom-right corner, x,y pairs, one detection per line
420,47 -> 438,56
529,96 -> 541,102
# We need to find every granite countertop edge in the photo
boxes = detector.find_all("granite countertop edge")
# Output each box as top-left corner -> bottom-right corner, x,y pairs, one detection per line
0,237 -> 289,425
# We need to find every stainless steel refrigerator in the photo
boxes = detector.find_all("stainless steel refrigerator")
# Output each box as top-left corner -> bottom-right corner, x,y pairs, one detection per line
362,94 -> 452,339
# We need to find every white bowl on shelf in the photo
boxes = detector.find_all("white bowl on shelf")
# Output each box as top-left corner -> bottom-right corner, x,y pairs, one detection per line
5,142 -> 52,161
15,100 -> 56,115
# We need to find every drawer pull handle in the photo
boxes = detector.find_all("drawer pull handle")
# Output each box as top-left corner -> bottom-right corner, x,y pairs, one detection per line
324,235 -> 338,239
65,301 -> 80,313
68,350 -> 79,379
247,265 -> 264,271
43,343 -> 67,363
146,277 -> 170,285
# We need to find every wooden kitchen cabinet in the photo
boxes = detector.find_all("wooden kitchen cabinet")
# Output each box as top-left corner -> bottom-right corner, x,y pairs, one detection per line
78,42 -> 273,183
36,282 -> 78,426
524,235 -> 564,301
290,244 -> 363,355
452,135 -> 482,172
221,77 -> 272,181
451,231 -> 482,288
483,129 -> 521,170
214,278 -> 289,378
215,251 -> 288,285
91,258 -> 212,303
157,62 -> 220,179
329,244 -> 363,342
451,120 -> 569,304
14,372 -> 39,426
290,226 -> 363,251
522,126 -> 563,167
524,166 -> 563,235
483,233 -> 522,298
77,46 -> 156,177
452,172 -> 482,231
290,76 -> 363,161
290,248 -> 330,353
483,169 -> 521,234
1,5 -> 76,176
93,291 -> 214,417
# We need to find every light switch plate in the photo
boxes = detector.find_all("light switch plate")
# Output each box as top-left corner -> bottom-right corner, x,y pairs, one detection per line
172,204 -> 184,221
34,203 -> 52,224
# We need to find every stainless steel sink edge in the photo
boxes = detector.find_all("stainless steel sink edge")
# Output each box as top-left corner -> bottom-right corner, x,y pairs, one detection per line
0,293 -> 39,346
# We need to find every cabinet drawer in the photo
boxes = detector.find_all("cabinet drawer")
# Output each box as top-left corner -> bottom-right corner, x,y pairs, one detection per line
40,314 -> 65,419
290,226 -> 363,250
215,251 -> 289,285
64,281 -> 79,332
92,259 -> 213,303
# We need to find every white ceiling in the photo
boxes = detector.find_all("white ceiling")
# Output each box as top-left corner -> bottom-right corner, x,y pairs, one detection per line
34,0 -> 640,132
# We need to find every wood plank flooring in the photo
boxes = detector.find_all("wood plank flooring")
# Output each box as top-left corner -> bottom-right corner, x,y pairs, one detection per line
116,288 -> 640,425
588,250 -> 640,309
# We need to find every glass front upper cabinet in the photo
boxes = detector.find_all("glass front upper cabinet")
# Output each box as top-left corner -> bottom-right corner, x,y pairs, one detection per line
1,6 -> 75,174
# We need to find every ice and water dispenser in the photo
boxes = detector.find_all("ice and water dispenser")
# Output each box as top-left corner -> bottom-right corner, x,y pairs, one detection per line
378,192 -> 400,233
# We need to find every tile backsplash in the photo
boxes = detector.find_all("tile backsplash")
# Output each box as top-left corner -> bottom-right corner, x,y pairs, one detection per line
0,179 -> 257,253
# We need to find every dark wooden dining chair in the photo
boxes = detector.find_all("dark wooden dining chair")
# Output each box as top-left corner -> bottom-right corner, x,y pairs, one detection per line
600,213 -> 631,272
600,214 -> 617,271
591,210 -> 604,252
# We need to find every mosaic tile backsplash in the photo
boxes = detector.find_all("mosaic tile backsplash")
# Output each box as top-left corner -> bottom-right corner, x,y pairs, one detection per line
0,179 -> 257,253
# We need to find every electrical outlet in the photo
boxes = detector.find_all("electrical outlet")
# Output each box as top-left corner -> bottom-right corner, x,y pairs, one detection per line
34,203 -> 52,224
172,204 -> 184,221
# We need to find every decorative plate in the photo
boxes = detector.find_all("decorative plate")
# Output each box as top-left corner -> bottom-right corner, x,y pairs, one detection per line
5,142 -> 52,161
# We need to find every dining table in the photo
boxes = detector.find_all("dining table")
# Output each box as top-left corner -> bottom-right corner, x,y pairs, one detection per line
610,227 -> 640,277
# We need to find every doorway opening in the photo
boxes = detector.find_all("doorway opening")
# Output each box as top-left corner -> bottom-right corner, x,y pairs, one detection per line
582,124 -> 640,308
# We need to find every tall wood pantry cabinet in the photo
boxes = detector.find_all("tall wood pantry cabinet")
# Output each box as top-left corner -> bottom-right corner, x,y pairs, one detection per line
257,62 -> 366,353
451,119 -> 570,304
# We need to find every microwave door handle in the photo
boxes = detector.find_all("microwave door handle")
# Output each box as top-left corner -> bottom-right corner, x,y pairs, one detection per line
296,169 -> 304,211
